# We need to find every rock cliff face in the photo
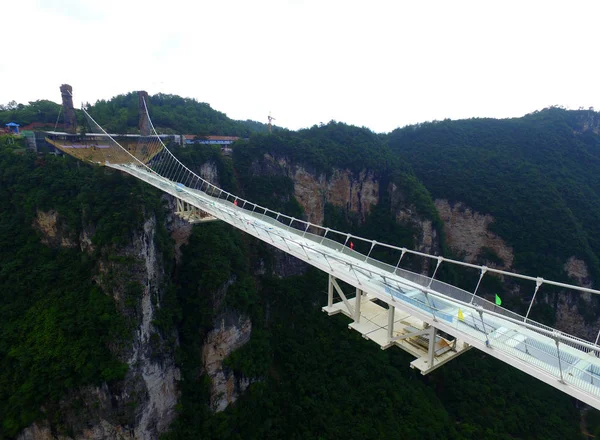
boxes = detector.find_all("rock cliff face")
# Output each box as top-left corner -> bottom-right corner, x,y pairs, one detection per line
433,200 -> 599,340
552,257 -> 598,340
261,155 -> 379,226
199,161 -> 220,188
294,166 -> 379,225
124,216 -> 180,439
434,199 -> 514,269
203,312 -> 253,412
253,154 -> 439,258
564,256 -> 593,288
33,210 -> 77,248
390,183 -> 440,261
19,210 -> 180,440
573,110 -> 600,135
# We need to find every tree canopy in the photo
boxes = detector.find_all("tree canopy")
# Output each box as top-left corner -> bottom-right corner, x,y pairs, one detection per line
389,108 -> 600,283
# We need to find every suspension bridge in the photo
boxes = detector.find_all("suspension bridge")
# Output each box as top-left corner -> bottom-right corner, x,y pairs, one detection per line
47,94 -> 600,410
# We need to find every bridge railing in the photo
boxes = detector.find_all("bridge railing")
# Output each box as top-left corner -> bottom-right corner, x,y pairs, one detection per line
188,186 -> 600,352
83,97 -> 600,367
119,168 -> 600,401
93,97 -> 600,361
235,210 -> 600,393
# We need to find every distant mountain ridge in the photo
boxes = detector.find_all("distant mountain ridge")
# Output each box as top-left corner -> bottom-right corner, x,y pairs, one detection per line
0,92 -> 273,136
389,107 -> 600,285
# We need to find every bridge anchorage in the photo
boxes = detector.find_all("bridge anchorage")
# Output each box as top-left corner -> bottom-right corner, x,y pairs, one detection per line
46,86 -> 600,410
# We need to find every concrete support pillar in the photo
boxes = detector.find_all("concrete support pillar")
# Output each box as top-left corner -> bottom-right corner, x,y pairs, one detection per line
388,305 -> 395,341
354,288 -> 362,323
328,274 -> 334,308
428,326 -> 437,366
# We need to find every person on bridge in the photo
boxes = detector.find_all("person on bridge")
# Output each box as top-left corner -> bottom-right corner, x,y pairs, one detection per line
349,241 -> 354,250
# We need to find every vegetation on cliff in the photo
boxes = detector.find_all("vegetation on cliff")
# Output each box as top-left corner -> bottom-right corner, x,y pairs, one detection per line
87,92 -> 269,136
389,108 -> 600,285
0,100 -> 61,127
163,228 -> 582,440
2,94 -> 600,438
0,140 -> 169,438
0,93 -> 271,137
233,122 -> 443,241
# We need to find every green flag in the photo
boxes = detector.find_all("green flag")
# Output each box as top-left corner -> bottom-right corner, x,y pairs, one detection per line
495,294 -> 502,306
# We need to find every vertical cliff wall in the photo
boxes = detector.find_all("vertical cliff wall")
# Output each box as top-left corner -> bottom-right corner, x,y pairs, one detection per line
248,153 -> 441,257
19,209 -> 180,440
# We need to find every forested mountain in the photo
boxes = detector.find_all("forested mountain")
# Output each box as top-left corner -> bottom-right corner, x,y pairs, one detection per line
389,108 -> 600,283
2,94 -> 600,439
87,92 -> 271,136
0,139 -> 586,440
0,144 -> 173,438
0,93 -> 272,136
0,100 -> 61,127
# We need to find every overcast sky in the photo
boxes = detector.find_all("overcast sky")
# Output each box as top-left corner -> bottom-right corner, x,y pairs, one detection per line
2,0 -> 598,133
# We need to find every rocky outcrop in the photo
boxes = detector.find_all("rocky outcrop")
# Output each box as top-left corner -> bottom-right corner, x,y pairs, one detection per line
551,257 -> 597,340
434,199 -> 514,269
574,110 -> 600,135
203,312 -> 253,412
259,155 -> 379,226
32,209 -> 99,253
33,209 -> 77,248
554,294 -> 597,341
564,256 -> 593,288
251,154 -> 441,271
322,168 -> 379,223
432,200 -> 600,340
18,385 -> 134,440
200,161 -> 220,187
291,164 -> 379,225
127,216 -> 180,439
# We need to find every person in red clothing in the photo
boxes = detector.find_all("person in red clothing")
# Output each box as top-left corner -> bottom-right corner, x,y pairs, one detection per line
349,241 -> 354,250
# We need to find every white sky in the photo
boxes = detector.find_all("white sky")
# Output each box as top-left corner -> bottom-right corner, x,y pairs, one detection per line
2,0 -> 598,133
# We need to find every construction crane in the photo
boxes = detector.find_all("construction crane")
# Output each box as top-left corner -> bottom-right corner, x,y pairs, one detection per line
268,112 -> 276,134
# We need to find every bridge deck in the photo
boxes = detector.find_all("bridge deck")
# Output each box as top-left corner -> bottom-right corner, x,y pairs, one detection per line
111,163 -> 600,409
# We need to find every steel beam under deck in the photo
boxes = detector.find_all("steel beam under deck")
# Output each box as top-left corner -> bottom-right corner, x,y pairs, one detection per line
322,275 -> 471,374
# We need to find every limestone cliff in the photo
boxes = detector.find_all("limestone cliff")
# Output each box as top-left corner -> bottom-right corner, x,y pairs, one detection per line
573,109 -> 600,135
32,209 -> 77,249
199,161 -> 220,188
433,200 -> 599,340
390,183 -> 440,261
434,199 -> 514,269
551,257 -> 599,340
289,163 -> 379,225
203,312 -> 253,412
252,154 -> 440,257
19,210 -> 180,440
564,256 -> 593,288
